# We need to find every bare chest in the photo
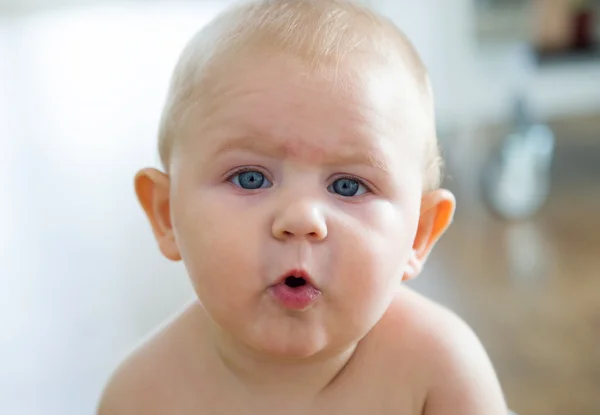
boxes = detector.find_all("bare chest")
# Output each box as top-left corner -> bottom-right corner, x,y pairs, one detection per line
157,366 -> 423,415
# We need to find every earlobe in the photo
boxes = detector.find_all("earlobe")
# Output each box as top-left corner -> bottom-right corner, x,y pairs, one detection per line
403,189 -> 456,281
403,249 -> 422,281
134,168 -> 182,261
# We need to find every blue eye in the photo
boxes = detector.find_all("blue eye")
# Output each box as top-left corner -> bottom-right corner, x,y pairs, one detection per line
328,178 -> 368,197
230,170 -> 272,190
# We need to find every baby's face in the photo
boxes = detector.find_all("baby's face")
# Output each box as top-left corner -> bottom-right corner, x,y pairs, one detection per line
169,54 -> 431,358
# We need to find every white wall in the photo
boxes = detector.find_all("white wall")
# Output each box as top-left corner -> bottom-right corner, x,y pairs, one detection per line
0,5 -> 230,413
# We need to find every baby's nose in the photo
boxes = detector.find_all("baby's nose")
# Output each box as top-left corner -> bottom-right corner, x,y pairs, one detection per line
271,198 -> 328,241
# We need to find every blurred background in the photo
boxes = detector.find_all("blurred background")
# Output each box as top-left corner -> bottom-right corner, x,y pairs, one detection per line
0,0 -> 598,414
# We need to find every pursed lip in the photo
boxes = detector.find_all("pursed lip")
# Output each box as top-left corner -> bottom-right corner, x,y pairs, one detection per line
269,268 -> 322,311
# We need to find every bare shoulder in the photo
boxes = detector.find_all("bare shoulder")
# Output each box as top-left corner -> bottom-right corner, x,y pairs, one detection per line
372,286 -> 507,415
97,303 -> 205,415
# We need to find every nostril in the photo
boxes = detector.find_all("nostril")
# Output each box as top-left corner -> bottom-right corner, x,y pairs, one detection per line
285,276 -> 306,288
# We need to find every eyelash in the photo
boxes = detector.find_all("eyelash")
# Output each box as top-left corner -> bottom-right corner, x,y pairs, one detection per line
225,168 -> 373,193
226,166 -> 270,181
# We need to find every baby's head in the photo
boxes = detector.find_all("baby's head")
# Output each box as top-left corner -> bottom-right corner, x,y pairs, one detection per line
136,0 -> 455,359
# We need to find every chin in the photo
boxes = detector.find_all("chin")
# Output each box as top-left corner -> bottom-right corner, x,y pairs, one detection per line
248,329 -> 328,360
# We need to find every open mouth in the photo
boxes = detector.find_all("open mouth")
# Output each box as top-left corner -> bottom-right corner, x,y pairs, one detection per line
284,275 -> 307,288
275,269 -> 316,289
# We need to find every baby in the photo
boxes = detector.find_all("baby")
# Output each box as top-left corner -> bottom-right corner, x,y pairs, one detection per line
98,0 -> 508,414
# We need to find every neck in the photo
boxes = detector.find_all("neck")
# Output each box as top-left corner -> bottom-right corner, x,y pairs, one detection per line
207,318 -> 358,399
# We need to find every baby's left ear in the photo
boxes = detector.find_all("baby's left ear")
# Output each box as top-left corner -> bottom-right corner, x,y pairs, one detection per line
403,189 -> 456,281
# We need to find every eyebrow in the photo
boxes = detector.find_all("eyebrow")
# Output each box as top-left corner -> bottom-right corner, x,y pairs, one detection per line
210,134 -> 391,174
211,135 -> 282,159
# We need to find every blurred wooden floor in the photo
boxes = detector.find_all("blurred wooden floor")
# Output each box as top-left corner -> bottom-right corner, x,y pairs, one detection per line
409,115 -> 600,415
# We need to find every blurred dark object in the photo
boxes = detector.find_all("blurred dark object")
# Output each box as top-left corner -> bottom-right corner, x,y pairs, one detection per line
534,0 -> 599,64
573,5 -> 596,49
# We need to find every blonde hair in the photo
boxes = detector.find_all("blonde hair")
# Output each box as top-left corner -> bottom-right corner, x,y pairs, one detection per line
158,0 -> 443,190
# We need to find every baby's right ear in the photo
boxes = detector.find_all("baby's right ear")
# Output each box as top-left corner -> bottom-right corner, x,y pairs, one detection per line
134,168 -> 181,261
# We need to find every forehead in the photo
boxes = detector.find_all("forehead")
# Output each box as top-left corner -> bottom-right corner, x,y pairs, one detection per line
180,55 -> 429,167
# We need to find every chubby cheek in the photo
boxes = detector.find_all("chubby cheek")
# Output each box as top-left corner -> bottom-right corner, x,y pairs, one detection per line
330,199 -> 418,317
171,188 -> 265,312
